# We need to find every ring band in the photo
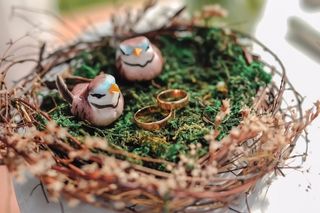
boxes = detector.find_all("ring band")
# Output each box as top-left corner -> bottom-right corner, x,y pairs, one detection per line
157,89 -> 189,110
134,105 -> 172,131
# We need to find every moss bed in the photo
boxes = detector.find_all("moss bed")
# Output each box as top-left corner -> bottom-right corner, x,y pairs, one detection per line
40,28 -> 271,170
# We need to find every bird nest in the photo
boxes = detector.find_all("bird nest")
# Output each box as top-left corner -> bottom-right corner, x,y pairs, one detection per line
0,2 -> 319,213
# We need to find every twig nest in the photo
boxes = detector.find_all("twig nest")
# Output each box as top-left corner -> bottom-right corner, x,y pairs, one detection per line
56,73 -> 124,126
0,2 -> 317,211
116,36 -> 164,81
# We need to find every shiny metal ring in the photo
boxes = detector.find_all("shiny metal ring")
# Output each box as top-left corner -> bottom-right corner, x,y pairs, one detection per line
156,89 -> 189,110
134,105 -> 173,131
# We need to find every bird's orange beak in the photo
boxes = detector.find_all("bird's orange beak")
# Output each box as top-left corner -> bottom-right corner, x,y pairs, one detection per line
109,83 -> 120,94
133,48 -> 142,57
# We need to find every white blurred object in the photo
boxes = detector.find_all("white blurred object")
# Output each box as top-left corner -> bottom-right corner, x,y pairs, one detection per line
287,16 -> 320,62
0,0 -> 57,85
0,0 -> 57,47
301,0 -> 320,10
80,0 -> 185,42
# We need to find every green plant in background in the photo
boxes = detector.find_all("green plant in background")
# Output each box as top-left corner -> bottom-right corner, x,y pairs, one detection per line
40,28 -> 271,170
186,0 -> 266,33
58,0 -> 265,33
58,0 -> 123,12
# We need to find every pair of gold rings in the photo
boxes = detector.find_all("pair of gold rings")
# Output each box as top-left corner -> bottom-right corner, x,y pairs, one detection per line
134,89 -> 189,131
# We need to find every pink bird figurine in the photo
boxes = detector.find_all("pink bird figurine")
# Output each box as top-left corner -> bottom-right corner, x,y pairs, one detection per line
56,73 -> 124,126
116,36 -> 164,81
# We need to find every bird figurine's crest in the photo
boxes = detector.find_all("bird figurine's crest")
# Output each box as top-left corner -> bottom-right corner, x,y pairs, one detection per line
116,36 -> 164,81
56,73 -> 124,126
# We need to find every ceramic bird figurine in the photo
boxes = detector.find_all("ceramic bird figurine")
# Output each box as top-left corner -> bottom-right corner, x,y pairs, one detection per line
116,36 -> 164,81
56,73 -> 124,126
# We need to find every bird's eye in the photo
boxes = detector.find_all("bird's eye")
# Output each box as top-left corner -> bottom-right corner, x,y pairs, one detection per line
119,46 -> 132,56
120,48 -> 127,55
91,93 -> 105,99
145,44 -> 150,51
140,42 -> 149,51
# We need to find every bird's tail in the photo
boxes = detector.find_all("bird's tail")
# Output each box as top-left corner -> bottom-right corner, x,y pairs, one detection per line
56,75 -> 73,104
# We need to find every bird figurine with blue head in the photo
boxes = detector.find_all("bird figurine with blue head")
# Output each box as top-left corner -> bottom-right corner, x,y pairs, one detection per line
116,36 -> 164,81
56,73 -> 124,126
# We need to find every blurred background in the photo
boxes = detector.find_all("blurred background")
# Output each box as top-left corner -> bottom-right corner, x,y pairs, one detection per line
0,0 -> 267,48
2,0 -> 320,57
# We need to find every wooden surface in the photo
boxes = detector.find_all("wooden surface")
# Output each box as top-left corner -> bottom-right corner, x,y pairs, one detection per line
0,166 -> 20,213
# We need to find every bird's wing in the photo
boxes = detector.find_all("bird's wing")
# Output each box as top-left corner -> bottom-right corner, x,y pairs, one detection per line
152,44 -> 164,64
116,55 -> 126,78
56,75 -> 74,104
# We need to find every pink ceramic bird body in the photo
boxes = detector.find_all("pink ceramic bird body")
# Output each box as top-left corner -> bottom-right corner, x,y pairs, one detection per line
116,36 -> 164,81
56,74 -> 124,127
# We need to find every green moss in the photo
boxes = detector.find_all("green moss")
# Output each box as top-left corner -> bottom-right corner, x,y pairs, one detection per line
41,28 -> 271,170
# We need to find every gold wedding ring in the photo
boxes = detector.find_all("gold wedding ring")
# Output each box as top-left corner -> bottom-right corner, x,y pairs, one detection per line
134,89 -> 189,131
157,89 -> 189,110
134,105 -> 172,131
